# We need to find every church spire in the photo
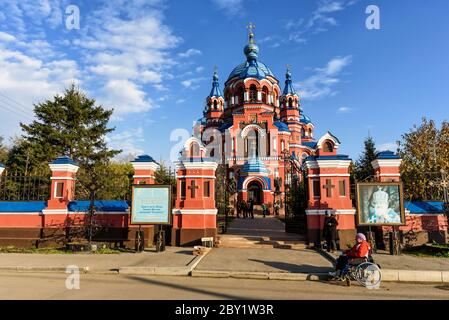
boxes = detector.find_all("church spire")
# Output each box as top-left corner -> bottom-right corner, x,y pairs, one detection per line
208,67 -> 222,97
282,65 -> 296,96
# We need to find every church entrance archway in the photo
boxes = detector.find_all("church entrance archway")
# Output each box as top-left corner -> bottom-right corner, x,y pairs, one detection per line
247,180 -> 263,205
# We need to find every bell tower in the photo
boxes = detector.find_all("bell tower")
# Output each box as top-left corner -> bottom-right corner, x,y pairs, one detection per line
280,67 -> 302,157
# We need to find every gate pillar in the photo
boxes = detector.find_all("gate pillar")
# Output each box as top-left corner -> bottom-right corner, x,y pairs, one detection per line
130,154 -> 160,248
304,154 -> 355,248
130,155 -> 159,184
171,137 -> 218,246
371,151 -> 402,182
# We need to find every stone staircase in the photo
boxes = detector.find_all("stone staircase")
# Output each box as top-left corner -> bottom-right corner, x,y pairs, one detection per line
215,234 -> 307,249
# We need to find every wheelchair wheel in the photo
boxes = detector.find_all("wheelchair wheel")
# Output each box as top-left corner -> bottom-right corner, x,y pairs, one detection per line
355,262 -> 381,288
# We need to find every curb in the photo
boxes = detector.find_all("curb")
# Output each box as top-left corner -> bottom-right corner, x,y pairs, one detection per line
316,248 -> 449,283
191,270 -> 328,281
118,249 -> 210,276
0,266 -> 90,273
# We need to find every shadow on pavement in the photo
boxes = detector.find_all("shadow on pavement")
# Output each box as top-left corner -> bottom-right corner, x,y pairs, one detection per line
124,275 -> 247,300
248,259 -> 333,273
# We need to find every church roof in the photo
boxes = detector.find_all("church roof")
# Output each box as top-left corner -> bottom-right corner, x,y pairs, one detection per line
273,121 -> 290,132
300,114 -> 313,124
302,141 -> 317,149
208,69 -> 222,98
282,68 -> 296,96
227,60 -> 275,81
241,157 -> 269,174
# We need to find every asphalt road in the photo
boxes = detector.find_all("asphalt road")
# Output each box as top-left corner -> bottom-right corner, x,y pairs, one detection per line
0,272 -> 448,300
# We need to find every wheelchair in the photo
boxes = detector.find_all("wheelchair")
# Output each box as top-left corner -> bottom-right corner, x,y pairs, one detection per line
338,255 -> 382,288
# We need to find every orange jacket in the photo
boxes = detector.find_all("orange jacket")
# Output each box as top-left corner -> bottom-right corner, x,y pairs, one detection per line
346,240 -> 371,258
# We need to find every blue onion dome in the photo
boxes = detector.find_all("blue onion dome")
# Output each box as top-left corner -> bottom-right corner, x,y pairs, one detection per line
227,25 -> 275,81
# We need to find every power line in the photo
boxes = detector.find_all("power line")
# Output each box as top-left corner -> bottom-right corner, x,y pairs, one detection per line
0,100 -> 33,121
0,91 -> 34,118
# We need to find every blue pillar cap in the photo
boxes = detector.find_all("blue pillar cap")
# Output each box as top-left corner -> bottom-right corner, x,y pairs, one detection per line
375,150 -> 400,159
131,154 -> 157,163
50,156 -> 78,165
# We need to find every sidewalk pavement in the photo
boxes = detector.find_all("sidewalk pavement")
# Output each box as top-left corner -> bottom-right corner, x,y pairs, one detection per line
0,247 -> 204,276
320,249 -> 449,283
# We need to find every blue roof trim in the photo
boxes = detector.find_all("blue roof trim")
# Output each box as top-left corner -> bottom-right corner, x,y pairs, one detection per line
180,157 -> 213,163
131,154 -> 156,163
0,201 -> 47,212
273,121 -> 290,132
405,201 -> 445,214
376,150 -> 400,159
237,176 -> 271,190
68,200 -> 129,212
51,156 -> 77,165
305,154 -> 351,161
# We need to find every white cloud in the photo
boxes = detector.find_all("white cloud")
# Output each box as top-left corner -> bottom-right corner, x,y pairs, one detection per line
181,77 -> 206,90
100,79 -> 154,114
195,66 -> 205,73
295,55 -> 352,100
178,48 -> 202,58
176,99 -> 186,104
211,0 -> 244,17
337,106 -> 352,113
0,44 -> 80,137
0,32 -> 16,42
106,127 -> 145,158
284,0 -> 356,44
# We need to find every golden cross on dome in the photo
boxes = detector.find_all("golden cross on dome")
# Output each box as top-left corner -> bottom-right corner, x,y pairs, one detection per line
247,22 -> 255,43
247,22 -> 255,34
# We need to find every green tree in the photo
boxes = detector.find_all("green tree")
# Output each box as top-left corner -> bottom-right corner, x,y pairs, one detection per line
0,136 -> 8,165
154,160 -> 176,187
399,118 -> 449,200
19,84 -> 120,170
354,136 -> 377,182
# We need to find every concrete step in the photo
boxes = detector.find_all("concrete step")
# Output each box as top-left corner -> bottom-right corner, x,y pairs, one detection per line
216,235 -> 307,249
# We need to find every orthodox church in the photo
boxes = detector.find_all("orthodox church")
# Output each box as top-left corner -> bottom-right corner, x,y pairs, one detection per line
194,25 -> 344,210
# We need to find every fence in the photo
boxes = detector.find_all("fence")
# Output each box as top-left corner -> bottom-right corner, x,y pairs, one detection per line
0,171 -> 50,201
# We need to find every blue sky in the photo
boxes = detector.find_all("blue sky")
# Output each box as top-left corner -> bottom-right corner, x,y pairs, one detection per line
0,0 -> 448,164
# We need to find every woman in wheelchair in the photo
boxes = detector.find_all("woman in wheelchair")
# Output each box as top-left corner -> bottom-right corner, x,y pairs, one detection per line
329,233 -> 372,279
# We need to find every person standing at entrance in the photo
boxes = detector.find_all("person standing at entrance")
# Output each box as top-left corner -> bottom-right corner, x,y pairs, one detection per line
242,200 -> 248,218
261,203 -> 268,218
249,200 -> 254,219
236,200 -> 242,218
322,212 -> 339,252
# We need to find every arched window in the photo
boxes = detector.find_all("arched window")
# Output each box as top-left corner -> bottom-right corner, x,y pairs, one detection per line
190,142 -> 200,159
213,100 -> 218,110
262,86 -> 268,103
301,127 -> 305,138
281,139 -> 285,151
323,141 -> 334,153
237,87 -> 244,104
245,130 -> 259,157
288,97 -> 293,108
249,84 -> 257,102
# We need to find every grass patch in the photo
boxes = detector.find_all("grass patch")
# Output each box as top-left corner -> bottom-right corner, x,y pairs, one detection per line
404,243 -> 449,258
0,245 -> 133,254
